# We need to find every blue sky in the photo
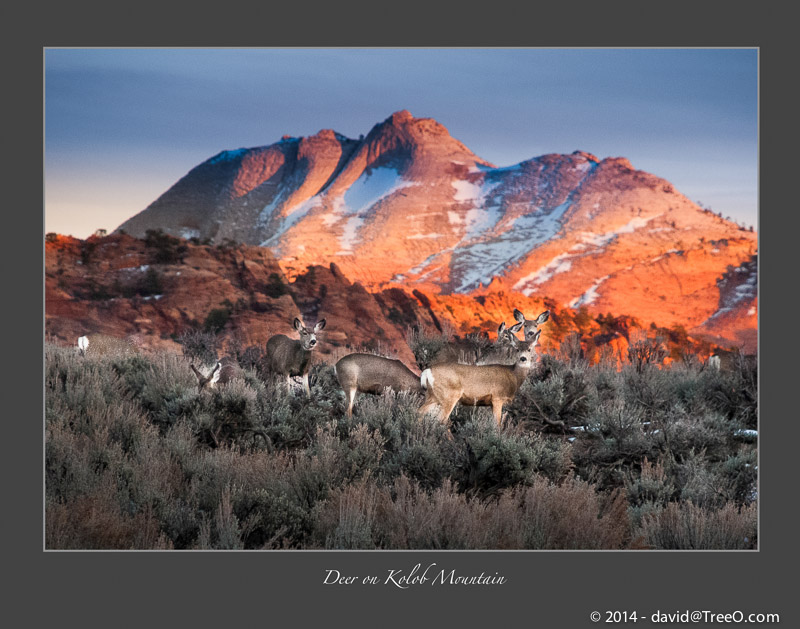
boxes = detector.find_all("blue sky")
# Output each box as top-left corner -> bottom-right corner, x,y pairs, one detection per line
45,48 -> 757,238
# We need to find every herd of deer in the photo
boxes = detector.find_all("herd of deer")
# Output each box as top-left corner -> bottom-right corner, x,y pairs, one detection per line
76,308 -> 745,429
77,309 -> 551,428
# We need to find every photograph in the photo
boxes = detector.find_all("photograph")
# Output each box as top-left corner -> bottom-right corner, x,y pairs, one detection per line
44,47 -> 759,553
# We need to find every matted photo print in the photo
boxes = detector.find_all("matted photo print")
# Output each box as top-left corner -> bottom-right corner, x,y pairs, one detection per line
44,47 -> 758,551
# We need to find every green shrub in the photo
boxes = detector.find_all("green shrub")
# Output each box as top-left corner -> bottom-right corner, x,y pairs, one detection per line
144,228 -> 187,264
204,307 -> 231,334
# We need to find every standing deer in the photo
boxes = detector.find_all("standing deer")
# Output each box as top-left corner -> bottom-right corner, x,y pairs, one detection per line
265,317 -> 326,396
419,329 -> 541,427
76,333 -> 141,357
334,353 -> 423,417
512,309 -> 550,341
190,356 -> 241,392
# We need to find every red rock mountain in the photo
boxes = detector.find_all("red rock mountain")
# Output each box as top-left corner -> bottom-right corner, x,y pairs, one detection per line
111,111 -> 757,353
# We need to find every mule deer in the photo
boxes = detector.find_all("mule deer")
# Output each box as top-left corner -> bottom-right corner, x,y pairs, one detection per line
512,309 -> 550,341
265,317 -> 326,396
190,356 -> 241,392
475,321 -> 524,365
708,347 -> 755,373
413,321 -> 523,370
419,329 -> 540,427
76,333 -> 141,357
334,353 -> 423,416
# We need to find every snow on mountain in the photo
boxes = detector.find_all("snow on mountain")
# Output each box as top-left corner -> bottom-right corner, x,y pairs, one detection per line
115,111 -> 757,349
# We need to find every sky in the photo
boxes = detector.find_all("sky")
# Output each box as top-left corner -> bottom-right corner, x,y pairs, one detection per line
44,48 -> 758,239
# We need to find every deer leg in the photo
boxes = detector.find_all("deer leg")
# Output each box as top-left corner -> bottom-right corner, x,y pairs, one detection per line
418,393 -> 440,419
440,396 -> 459,424
346,389 -> 356,417
302,372 -> 311,397
491,399 -> 506,428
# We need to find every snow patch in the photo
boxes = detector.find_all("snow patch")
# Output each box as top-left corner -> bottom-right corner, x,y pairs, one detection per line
452,200 -> 572,292
451,179 -> 484,202
342,167 -> 413,215
569,275 -> 610,308
447,211 -> 463,225
338,216 -> 364,252
208,148 -> 248,165
260,196 -> 322,246
513,253 -> 574,294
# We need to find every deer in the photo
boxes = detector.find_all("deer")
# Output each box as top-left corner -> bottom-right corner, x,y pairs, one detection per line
190,356 -> 241,392
418,329 -> 541,428
512,309 -> 550,342
475,321 -> 525,365
76,333 -> 141,357
334,353 -> 424,417
265,317 -> 326,396
413,320 -> 524,371
707,347 -> 756,373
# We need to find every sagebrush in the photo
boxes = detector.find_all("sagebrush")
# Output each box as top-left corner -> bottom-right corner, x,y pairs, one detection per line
45,341 -> 757,549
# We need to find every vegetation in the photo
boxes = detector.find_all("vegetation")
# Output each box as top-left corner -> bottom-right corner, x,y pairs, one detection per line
144,229 -> 188,264
45,336 -> 757,550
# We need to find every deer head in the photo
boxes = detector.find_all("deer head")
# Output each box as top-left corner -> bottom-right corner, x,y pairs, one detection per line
294,317 -> 326,350
513,309 -> 550,342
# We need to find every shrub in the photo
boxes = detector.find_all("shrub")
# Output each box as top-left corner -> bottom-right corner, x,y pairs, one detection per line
204,307 -> 232,334
44,342 -> 758,550
508,358 -> 592,431
178,328 -> 218,365
635,501 -> 756,550
144,228 -> 187,264
452,418 -> 573,498
264,272 -> 291,298
139,267 -> 164,296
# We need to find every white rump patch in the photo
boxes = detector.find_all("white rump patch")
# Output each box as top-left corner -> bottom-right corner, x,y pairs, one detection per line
421,369 -> 434,389
210,363 -> 222,385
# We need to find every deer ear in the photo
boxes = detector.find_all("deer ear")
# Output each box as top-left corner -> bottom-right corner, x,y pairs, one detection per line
314,319 -> 327,332
497,322 -> 506,335
513,308 -> 525,323
536,311 -> 550,325
533,329 -> 542,342
293,317 -> 303,331
509,322 -> 523,334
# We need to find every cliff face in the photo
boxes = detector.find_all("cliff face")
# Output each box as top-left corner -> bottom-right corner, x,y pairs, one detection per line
46,229 -> 752,372
45,233 -> 430,366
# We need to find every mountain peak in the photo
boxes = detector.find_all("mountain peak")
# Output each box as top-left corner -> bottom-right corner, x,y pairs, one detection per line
571,150 -> 600,163
387,109 -> 414,125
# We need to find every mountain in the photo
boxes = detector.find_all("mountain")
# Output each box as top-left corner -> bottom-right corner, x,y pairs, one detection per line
115,111 -> 757,351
